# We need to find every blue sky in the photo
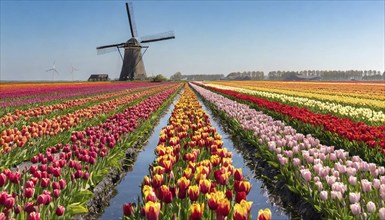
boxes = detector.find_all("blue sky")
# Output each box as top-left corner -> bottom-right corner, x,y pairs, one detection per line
1,0 -> 384,81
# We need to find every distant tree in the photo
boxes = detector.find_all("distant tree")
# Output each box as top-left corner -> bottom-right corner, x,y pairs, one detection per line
152,74 -> 168,82
170,72 -> 182,81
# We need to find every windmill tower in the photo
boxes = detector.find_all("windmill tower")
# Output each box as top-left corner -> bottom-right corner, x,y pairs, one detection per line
96,3 -> 175,81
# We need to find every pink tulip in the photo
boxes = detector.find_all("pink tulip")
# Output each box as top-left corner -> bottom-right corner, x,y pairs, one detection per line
319,191 -> 328,201
379,207 -> 385,220
300,169 -> 311,182
349,192 -> 360,204
350,203 -> 361,215
366,201 -> 376,213
348,176 -> 357,186
361,179 -> 372,192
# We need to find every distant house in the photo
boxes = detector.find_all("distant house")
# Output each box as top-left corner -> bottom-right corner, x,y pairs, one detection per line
88,74 -> 109,81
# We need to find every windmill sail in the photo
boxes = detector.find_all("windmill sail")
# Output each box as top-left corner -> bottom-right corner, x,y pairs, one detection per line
140,31 -> 175,43
126,3 -> 138,38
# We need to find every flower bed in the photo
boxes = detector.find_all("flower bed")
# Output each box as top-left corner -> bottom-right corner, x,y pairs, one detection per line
191,83 -> 385,219
0,84 -> 181,219
196,82 -> 385,165
205,83 -> 385,125
0,85 -> 171,165
122,85 -> 264,220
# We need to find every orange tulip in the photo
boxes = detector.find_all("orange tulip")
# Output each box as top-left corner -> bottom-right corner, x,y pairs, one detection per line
188,185 -> 200,201
183,167 -> 193,179
199,179 -> 211,194
189,203 -> 204,220
211,155 -> 221,166
144,201 -> 160,220
151,174 -> 163,188
216,198 -> 230,217
234,169 -> 243,181
162,160 -> 173,173
233,203 -> 248,220
258,208 -> 272,220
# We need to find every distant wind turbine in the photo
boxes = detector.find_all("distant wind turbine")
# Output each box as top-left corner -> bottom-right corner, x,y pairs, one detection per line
46,61 -> 59,81
70,66 -> 78,81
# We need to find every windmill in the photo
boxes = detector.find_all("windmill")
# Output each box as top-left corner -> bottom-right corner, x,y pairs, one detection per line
70,66 -> 78,81
96,2 -> 175,81
46,61 -> 59,81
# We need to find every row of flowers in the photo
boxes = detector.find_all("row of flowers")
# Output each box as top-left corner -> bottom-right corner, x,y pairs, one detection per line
1,84 -> 160,128
205,83 -> 385,125
191,83 -> 385,219
0,85 -> 172,158
122,85 -> 272,220
197,83 -> 385,151
0,82 -> 159,108
0,84 -> 181,220
209,81 -> 385,109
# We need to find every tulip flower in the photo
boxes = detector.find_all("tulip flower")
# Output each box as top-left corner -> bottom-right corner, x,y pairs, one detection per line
144,201 -> 160,220
28,212 -> 40,220
233,203 -> 248,220
123,203 -> 133,216
0,173 -> 7,187
24,188 -> 35,198
350,203 -> 360,215
152,174 -> 163,188
188,185 -> 200,201
366,201 -> 376,213
56,206 -> 65,216
258,208 -> 272,220
216,198 -> 230,217
189,203 -> 204,220
199,179 -> 211,194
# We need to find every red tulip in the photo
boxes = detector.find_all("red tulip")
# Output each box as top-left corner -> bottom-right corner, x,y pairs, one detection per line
123,203 -> 133,216
189,203 -> 204,220
0,173 -> 7,187
53,189 -> 60,198
27,212 -> 40,220
188,185 -> 200,202
216,198 -> 230,217
144,201 -> 160,220
24,202 -> 36,213
40,178 -> 50,188
236,192 -> 247,203
55,206 -> 65,216
59,179 -> 66,189
24,188 -> 35,198
234,169 -> 243,181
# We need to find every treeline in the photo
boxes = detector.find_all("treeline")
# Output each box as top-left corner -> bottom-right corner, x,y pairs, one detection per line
226,71 -> 264,80
268,70 -> 385,80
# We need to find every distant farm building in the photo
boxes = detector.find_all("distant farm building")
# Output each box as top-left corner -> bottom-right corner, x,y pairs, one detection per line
88,74 -> 109,81
285,74 -> 321,81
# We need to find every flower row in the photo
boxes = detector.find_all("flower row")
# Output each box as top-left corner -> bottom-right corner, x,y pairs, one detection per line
205,83 -> 385,125
0,84 -> 180,219
197,83 -> 385,150
0,82 -> 158,108
191,83 -> 385,219
1,84 -> 159,128
209,81 -> 385,108
122,85 -> 271,220
0,85 -> 171,156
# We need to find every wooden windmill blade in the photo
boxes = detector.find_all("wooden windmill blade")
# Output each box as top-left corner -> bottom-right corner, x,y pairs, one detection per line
140,31 -> 175,44
96,43 -> 125,55
125,3 -> 138,38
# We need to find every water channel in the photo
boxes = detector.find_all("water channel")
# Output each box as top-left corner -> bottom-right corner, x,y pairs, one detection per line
99,89 -> 293,219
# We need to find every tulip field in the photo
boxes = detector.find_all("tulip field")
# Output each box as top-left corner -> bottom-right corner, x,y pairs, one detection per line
1,80 -> 384,219
190,81 -> 385,219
